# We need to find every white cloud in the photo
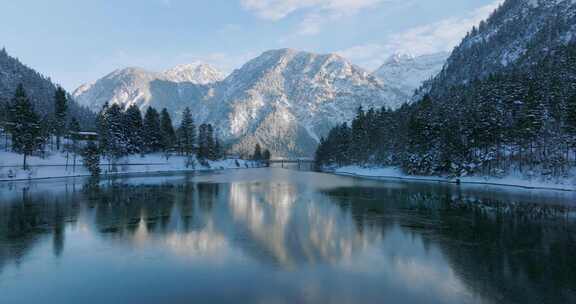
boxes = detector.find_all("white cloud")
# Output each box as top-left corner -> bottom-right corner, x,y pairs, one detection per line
241,0 -> 384,20
337,0 -> 503,70
241,0 -> 387,35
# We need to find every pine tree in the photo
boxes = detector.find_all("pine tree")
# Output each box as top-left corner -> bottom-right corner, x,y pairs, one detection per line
566,94 -> 576,163
38,115 -> 52,153
160,108 -> 176,152
68,117 -> 81,172
197,123 -> 209,160
96,103 -> 110,154
68,117 -> 80,134
9,84 -> 42,169
518,85 -> 544,143
213,135 -> 223,160
100,104 -> 128,160
143,107 -> 162,152
0,98 -> 7,125
565,94 -> 576,138
1,99 -> 10,151
53,87 -> 68,151
124,104 -> 143,154
82,141 -> 101,177
314,137 -> 328,169
177,107 -> 196,156
334,123 -> 351,166
206,124 -> 215,160
263,149 -> 271,167
253,144 -> 263,161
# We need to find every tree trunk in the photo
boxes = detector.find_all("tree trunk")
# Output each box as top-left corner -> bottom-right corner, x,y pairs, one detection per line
23,153 -> 27,170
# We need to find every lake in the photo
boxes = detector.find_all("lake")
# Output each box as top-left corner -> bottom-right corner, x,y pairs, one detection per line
0,168 -> 575,304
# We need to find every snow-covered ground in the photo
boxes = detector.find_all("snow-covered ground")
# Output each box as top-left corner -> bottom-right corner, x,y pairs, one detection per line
333,166 -> 576,192
0,151 -> 258,181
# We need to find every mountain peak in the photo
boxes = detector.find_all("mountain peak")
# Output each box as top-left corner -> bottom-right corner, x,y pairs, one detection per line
386,53 -> 415,64
374,52 -> 449,99
262,48 -> 299,56
163,63 -> 224,84
105,67 -> 157,80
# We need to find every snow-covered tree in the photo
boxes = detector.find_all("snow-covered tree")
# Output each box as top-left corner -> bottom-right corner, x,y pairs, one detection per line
143,107 -> 162,152
177,107 -> 196,156
82,141 -> 101,177
54,86 -> 67,151
252,144 -> 262,161
124,104 -> 143,154
9,84 -> 43,169
99,104 -> 128,161
197,123 -> 212,160
160,108 -> 176,152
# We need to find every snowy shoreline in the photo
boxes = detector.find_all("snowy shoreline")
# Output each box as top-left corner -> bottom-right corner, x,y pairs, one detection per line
0,151 -> 259,183
0,166 -> 254,183
330,166 -> 576,192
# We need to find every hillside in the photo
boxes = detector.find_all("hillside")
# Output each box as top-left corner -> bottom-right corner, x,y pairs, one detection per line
0,48 -> 94,127
316,0 -> 576,185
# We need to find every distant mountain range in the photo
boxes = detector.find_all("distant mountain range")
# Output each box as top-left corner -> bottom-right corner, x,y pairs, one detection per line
373,52 -> 449,100
74,49 -> 445,157
72,63 -> 223,115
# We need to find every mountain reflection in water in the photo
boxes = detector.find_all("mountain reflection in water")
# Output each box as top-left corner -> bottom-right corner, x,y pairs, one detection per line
0,168 -> 575,304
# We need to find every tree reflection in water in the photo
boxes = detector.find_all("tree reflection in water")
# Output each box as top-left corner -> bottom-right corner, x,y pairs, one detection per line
0,171 -> 574,304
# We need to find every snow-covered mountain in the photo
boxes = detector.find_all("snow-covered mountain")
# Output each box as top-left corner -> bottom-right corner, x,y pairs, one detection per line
163,63 -> 225,84
74,49 -> 406,157
423,0 -> 576,97
208,49 -> 406,157
0,48 -> 94,127
373,52 -> 448,99
73,65 -> 220,118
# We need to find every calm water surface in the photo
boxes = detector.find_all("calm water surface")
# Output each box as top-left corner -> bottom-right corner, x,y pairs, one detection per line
0,168 -> 575,304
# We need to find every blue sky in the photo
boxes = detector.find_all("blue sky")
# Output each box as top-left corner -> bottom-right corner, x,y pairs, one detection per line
0,0 -> 501,91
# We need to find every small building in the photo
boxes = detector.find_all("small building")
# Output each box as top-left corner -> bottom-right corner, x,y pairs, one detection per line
68,131 -> 98,142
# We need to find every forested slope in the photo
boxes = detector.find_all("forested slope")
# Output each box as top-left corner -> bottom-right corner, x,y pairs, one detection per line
316,0 -> 576,181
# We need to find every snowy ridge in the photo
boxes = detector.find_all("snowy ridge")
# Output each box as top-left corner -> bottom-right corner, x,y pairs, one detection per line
72,66 -> 217,121
163,62 -> 225,84
74,49 -> 407,157
73,67 -> 163,113
373,52 -> 448,99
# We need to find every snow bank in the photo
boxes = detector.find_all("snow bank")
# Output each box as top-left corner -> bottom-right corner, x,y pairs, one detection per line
334,166 -> 576,192
0,151 -> 258,182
